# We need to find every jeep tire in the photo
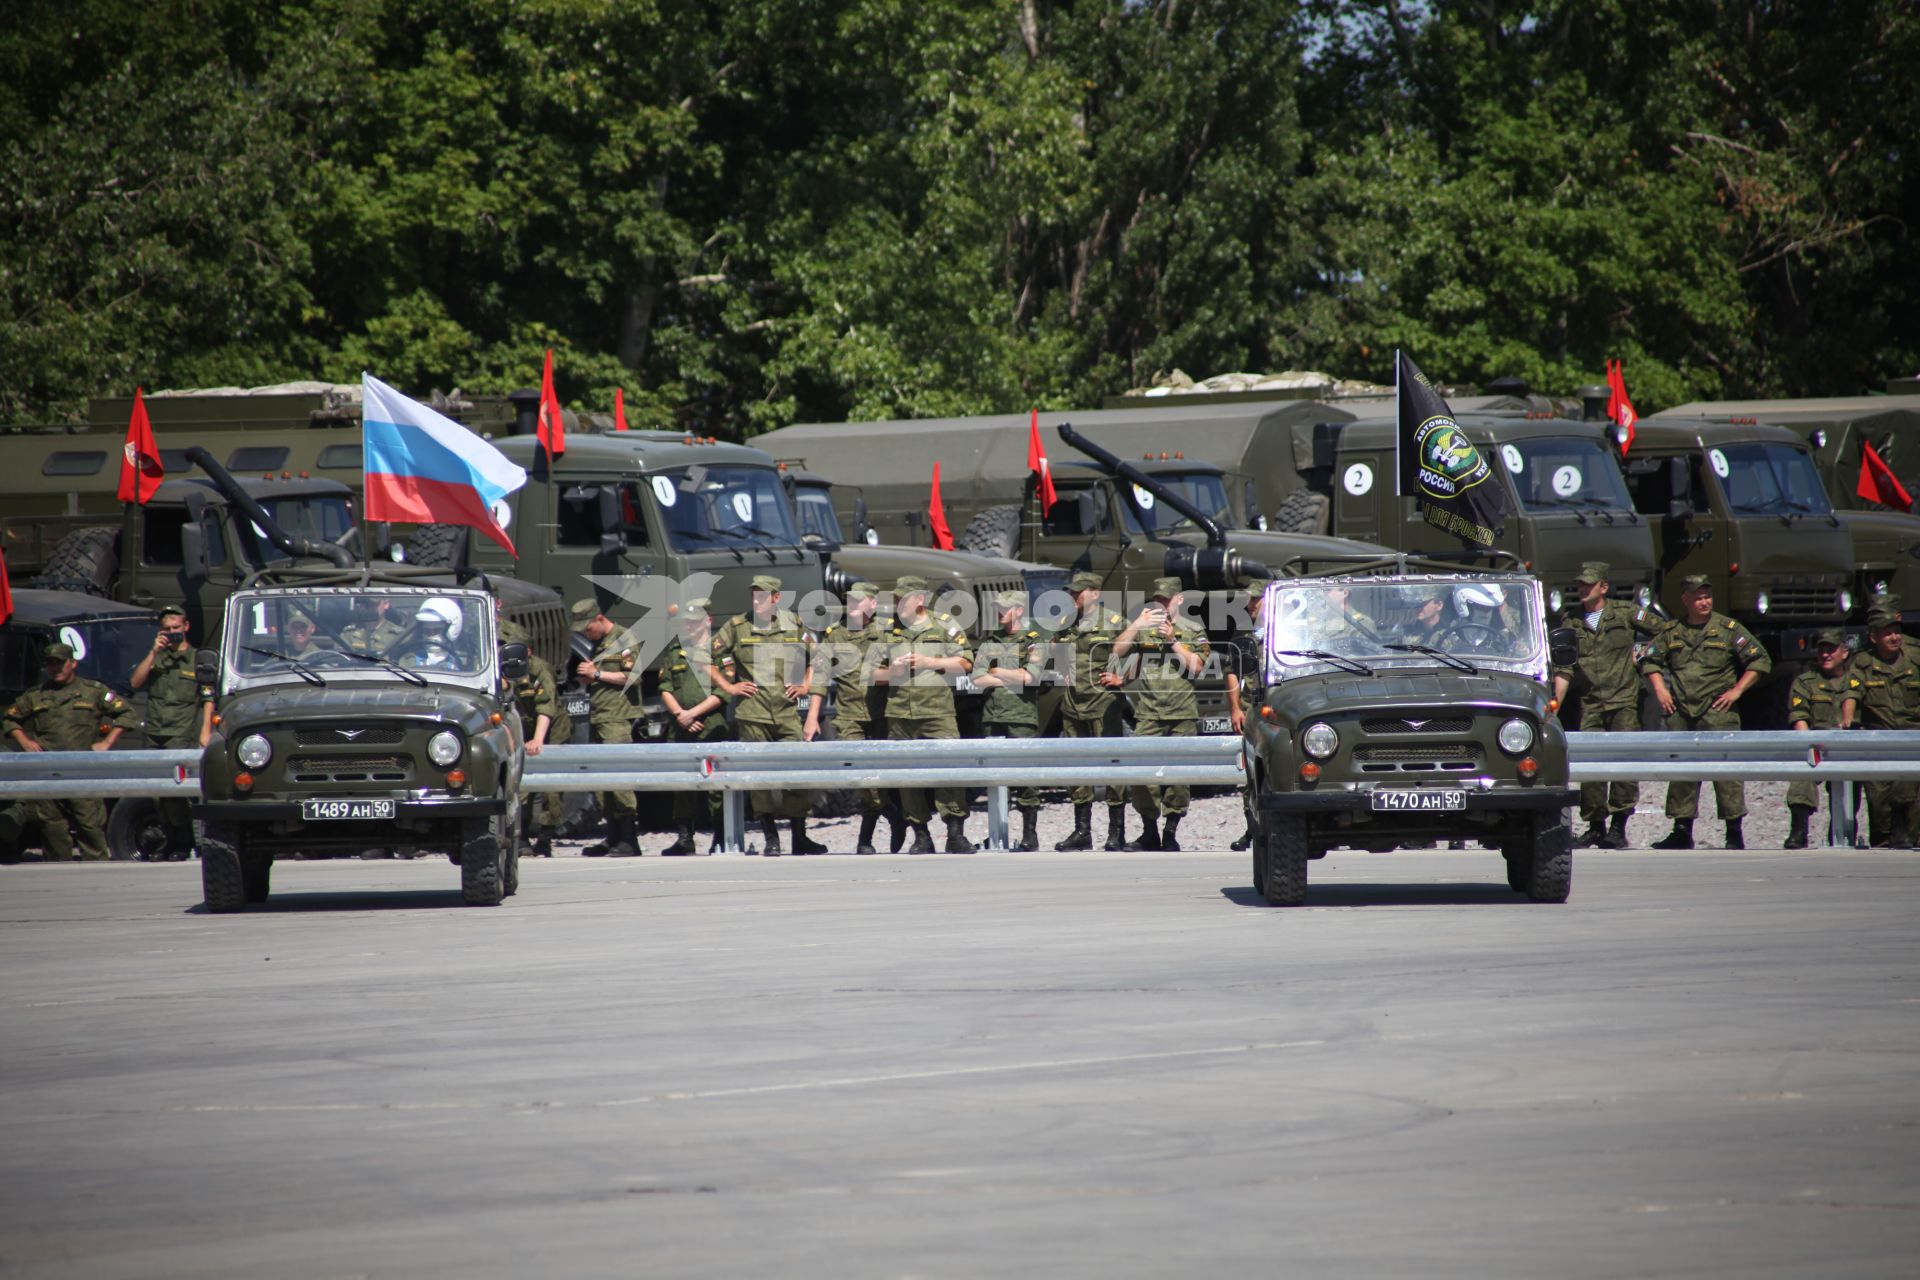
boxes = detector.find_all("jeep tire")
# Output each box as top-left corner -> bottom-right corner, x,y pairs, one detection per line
1260,810 -> 1309,907
241,855 -> 272,904
461,815 -> 508,906
200,821 -> 247,914
1525,808 -> 1573,903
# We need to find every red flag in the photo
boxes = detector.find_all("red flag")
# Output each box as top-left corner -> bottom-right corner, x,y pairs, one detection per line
1027,408 -> 1057,514
1858,439 -> 1913,511
928,462 -> 954,550
1608,359 -> 1637,455
0,547 -> 13,628
116,387 -> 164,503
537,349 -> 566,460
613,386 -> 629,432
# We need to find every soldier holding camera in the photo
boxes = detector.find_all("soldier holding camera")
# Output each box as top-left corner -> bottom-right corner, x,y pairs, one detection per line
128,604 -> 213,859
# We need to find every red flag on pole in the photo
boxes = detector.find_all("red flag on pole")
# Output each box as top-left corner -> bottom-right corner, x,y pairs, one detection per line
613,387 -> 629,432
0,546 -> 13,627
1027,408 -> 1057,514
116,387 -> 164,504
537,349 -> 566,460
1605,360 -> 1621,425
928,462 -> 954,550
1858,439 -> 1913,511
1608,360 -> 1637,455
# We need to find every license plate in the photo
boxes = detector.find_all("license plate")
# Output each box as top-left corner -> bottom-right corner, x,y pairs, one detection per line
301,799 -> 396,821
1368,789 -> 1466,812
1198,716 -> 1232,734
563,696 -> 590,718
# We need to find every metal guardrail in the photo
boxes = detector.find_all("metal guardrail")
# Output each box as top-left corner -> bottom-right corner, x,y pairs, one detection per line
0,749 -> 199,799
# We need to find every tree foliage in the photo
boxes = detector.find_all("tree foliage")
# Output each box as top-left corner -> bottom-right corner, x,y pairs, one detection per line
1,0 -> 1915,429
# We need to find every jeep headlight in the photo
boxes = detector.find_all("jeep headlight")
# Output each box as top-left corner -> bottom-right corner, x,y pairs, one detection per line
1547,588 -> 1563,613
1837,587 -> 1853,614
236,734 -> 272,769
1497,718 -> 1535,755
427,730 -> 464,767
1636,585 -> 1653,608
1755,590 -> 1770,615
1301,721 -> 1339,760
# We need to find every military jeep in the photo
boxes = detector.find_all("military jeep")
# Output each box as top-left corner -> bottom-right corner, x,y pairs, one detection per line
192,585 -> 527,912
1243,568 -> 1578,905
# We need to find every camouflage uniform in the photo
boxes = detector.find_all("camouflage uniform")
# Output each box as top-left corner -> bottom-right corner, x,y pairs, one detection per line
1121,579 -> 1210,850
1784,635 -> 1856,848
341,612 -> 409,656
1550,565 -> 1664,847
711,583 -> 817,826
2,648 -> 137,860
657,629 -> 729,849
573,601 -> 642,854
974,608 -> 1048,816
510,653 -> 570,851
882,580 -> 974,850
1054,572 -> 1128,850
1645,606 -> 1771,826
813,585 -> 893,849
1845,620 -> 1920,846
138,634 -> 212,853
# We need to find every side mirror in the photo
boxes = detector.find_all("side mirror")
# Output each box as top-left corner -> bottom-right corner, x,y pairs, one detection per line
1074,492 -> 1096,533
1666,457 -> 1694,518
195,648 -> 221,686
596,488 -> 628,553
499,641 -> 531,681
1547,626 -> 1578,669
1242,478 -> 1261,529
853,495 -> 873,545
180,522 -> 209,578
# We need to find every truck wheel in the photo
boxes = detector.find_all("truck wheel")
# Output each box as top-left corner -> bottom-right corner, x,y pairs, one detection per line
1261,811 -> 1309,907
1526,810 -> 1573,904
200,822 -> 247,914
405,523 -> 469,570
106,798 -> 168,861
959,505 -> 1021,559
1270,489 -> 1330,536
461,816 -> 507,906
32,526 -> 119,596
241,856 -> 272,904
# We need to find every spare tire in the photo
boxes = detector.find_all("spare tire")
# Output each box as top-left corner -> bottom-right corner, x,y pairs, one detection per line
32,526 -> 119,597
404,524 -> 469,570
959,505 -> 1021,559
1270,489 -> 1330,536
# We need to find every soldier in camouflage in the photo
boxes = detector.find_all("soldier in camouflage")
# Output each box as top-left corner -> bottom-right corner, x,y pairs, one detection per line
1052,571 -> 1129,852
341,597 -> 410,656
1842,605 -> 1920,848
882,575 -> 975,853
1643,574 -> 1772,849
1784,628 -> 1857,849
1549,562 -> 1664,850
128,604 -> 213,858
1,642 -> 136,860
710,574 -> 825,855
657,598 -> 729,855
571,599 -> 643,857
972,589 -> 1049,851
509,638 -> 570,858
1227,585 -> 1266,853
1113,576 -> 1210,852
813,581 -> 898,854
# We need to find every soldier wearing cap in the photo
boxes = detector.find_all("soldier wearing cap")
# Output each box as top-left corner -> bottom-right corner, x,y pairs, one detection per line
1842,605 -> 1920,847
571,598 -> 643,857
509,638 -> 569,858
710,574 -> 825,855
342,597 -> 409,656
813,581 -> 898,853
1052,571 -> 1129,851
128,604 -> 214,858
657,597 -> 730,855
972,588 -> 1050,850
1784,628 -> 1858,849
1,642 -> 136,860
284,608 -> 327,658
1644,573 -> 1772,849
1112,576 -> 1210,851
1227,583 -> 1268,853
1549,562 -> 1665,850
880,575 -> 974,852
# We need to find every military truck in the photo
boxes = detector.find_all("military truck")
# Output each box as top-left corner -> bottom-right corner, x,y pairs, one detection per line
1241,565 -> 1578,906
1652,397 -> 1920,625
193,584 -> 528,911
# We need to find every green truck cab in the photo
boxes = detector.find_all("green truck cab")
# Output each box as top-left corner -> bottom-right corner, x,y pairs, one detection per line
1243,567 -> 1578,906
193,585 -> 529,912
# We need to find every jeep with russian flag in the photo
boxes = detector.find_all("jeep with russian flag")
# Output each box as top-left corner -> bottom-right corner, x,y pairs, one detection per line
192,583 -> 530,912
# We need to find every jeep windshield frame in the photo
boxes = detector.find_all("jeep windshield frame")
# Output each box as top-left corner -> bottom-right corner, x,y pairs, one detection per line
1261,575 -> 1548,682
217,587 -> 500,695
643,464 -> 803,553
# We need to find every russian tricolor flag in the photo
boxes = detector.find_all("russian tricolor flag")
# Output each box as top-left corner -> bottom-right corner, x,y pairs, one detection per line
362,373 -> 527,555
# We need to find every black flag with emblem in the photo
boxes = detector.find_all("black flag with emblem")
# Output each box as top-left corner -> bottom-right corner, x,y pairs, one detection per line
1395,351 -> 1510,548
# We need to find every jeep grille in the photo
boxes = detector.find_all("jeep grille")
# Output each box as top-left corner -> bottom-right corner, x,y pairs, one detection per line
294,726 -> 406,746
1361,716 -> 1472,735
287,754 -> 412,783
1354,743 -> 1480,772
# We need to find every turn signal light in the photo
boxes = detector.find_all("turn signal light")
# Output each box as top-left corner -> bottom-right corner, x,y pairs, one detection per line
1259,706 -> 1276,722
446,769 -> 468,790
211,714 -> 223,726
1517,757 -> 1539,779
1299,762 -> 1321,783
233,772 -> 254,791
1547,698 -> 1560,714
489,713 -> 502,725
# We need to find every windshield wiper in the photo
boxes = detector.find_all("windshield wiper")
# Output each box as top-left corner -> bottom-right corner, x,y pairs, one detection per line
1384,643 -> 1477,674
1277,648 -> 1374,676
241,645 -> 326,685
726,523 -> 791,561
332,646 -> 428,686
1528,497 -> 1593,526
674,527 -> 742,561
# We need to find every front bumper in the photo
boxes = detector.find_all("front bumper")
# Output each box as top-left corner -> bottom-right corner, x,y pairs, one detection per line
193,797 -> 508,821
1258,786 -> 1577,814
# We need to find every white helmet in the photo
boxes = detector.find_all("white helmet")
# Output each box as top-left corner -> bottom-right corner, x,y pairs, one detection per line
415,597 -> 464,639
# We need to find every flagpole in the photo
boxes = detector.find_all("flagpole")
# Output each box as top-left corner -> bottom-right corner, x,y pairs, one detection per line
1393,349 -> 1401,500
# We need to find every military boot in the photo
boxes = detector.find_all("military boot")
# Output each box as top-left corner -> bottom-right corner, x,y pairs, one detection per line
1160,814 -> 1183,852
1722,818 -> 1745,850
1124,817 -> 1161,852
1651,819 -> 1693,850
1782,805 -> 1813,850
1230,822 -> 1254,852
581,821 -> 612,857
1599,812 -> 1630,850
533,834 -> 553,858
906,822 -> 935,854
605,816 -> 640,858
943,815 -> 976,854
1888,817 -> 1912,851
790,817 -> 828,855
1103,806 -> 1127,852
886,805 -> 909,854
759,815 -> 783,856
1055,803 -> 1093,851
662,823 -> 698,856
1017,809 -> 1040,852
1574,822 -> 1606,849
855,813 -> 880,855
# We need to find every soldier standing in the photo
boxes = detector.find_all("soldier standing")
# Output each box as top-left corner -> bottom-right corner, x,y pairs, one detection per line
1112,577 -> 1210,851
2,642 -> 136,860
1549,562 -> 1663,850
128,604 -> 213,859
1784,629 -> 1857,849
1644,574 -> 1772,849
1052,571 -> 1128,851
881,575 -> 975,853
972,590 -> 1049,851
1227,585 -> 1267,853
509,644 -> 570,858
571,599 -> 642,858
814,582 -> 898,854
710,575 -> 825,855
1842,606 -> 1920,848
657,598 -> 729,855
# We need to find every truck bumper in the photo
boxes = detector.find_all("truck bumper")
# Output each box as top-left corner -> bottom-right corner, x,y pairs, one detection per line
1257,787 -> 1577,814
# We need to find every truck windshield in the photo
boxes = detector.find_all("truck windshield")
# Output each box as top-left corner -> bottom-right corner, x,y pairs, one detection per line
648,465 -> 802,552
240,495 -> 357,564
1506,437 -> 1634,513
1118,472 -> 1233,535
1713,442 -> 1834,515
792,484 -> 845,546
225,591 -> 494,684
1264,577 -> 1545,673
